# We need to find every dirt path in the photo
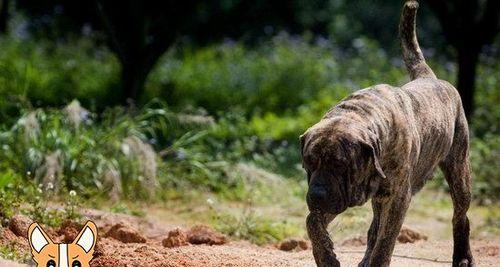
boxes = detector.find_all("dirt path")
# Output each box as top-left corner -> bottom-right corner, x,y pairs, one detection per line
1,209 -> 498,267
3,239 -> 498,267
91,239 -> 499,267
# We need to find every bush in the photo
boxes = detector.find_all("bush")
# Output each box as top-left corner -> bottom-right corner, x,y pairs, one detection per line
0,102 -> 178,199
0,36 -> 119,123
469,135 -> 500,204
145,35 -> 408,116
472,60 -> 500,137
0,101 -> 300,201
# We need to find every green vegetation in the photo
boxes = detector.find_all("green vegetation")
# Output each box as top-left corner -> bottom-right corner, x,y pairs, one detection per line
0,240 -> 30,263
0,173 -> 81,227
0,34 -> 498,245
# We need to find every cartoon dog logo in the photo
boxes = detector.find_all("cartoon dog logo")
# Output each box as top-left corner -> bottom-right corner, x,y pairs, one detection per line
27,221 -> 98,267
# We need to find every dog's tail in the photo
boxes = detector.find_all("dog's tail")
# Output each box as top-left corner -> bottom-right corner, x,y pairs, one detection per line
400,0 -> 436,80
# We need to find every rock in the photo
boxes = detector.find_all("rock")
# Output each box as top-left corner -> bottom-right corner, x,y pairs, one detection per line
187,225 -> 227,245
9,215 -> 33,237
104,223 -> 146,243
397,226 -> 428,243
278,238 -> 309,251
162,228 -> 188,248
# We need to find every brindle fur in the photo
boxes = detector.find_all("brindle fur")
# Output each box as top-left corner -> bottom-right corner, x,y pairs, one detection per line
300,1 -> 474,266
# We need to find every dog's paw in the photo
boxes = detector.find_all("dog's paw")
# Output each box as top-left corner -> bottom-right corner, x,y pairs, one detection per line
317,257 -> 341,267
457,258 -> 475,267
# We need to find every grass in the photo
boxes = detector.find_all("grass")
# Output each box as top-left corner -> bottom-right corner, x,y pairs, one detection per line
0,241 -> 30,263
142,179 -> 500,245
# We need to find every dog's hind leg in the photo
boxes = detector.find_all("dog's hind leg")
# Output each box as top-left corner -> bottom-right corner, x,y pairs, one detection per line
358,201 -> 382,267
439,116 -> 475,267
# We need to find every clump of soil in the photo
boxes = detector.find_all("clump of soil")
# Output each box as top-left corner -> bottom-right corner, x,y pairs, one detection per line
162,228 -> 188,248
397,227 -> 428,243
57,220 -> 84,243
104,223 -> 147,243
8,215 -> 33,237
0,228 -> 30,253
186,225 -> 228,245
341,227 -> 427,246
277,238 -> 309,251
341,235 -> 367,247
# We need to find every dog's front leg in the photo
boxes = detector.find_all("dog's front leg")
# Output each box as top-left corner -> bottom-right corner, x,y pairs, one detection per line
367,188 -> 411,267
307,212 -> 340,267
358,201 -> 382,267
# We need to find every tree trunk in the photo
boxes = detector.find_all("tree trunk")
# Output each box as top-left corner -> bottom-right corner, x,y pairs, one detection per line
0,0 -> 8,33
120,60 -> 150,106
119,47 -> 165,106
456,46 -> 479,120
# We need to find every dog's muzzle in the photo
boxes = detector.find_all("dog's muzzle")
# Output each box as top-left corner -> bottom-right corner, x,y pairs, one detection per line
307,186 -> 329,211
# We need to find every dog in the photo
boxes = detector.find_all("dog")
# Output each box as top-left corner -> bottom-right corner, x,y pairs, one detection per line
28,221 -> 98,267
300,1 -> 474,266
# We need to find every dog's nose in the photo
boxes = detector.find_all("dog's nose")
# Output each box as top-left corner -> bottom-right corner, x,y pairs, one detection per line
307,186 -> 328,209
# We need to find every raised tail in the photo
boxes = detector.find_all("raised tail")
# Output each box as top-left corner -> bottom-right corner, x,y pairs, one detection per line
400,0 -> 436,80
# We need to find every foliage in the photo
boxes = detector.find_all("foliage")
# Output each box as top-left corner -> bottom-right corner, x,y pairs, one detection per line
0,36 -> 119,123
0,104 -> 176,199
472,59 -> 500,136
0,172 -> 81,227
213,210 -> 301,245
469,135 -> 500,204
0,34 -> 498,204
146,35 -> 408,116
0,241 -> 30,263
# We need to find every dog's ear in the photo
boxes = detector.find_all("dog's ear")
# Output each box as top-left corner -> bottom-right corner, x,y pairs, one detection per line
28,223 -> 54,254
299,134 -> 306,156
361,142 -> 386,179
72,221 -> 98,253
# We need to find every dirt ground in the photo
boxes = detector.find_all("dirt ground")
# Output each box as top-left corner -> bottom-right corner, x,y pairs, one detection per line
1,209 -> 498,267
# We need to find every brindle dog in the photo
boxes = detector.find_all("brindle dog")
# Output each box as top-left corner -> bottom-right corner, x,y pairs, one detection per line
300,1 -> 474,267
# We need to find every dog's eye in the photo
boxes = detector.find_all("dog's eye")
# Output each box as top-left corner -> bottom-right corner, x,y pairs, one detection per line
72,260 -> 81,267
46,260 -> 56,267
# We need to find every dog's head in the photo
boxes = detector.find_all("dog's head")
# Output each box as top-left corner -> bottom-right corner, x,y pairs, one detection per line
300,119 -> 386,214
28,221 -> 98,267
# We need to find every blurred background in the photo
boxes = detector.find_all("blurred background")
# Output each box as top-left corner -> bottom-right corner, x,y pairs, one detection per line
0,0 -> 498,263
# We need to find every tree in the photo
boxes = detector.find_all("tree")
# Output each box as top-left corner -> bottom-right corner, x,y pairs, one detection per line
0,0 -> 8,33
424,0 -> 500,119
